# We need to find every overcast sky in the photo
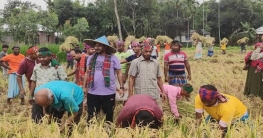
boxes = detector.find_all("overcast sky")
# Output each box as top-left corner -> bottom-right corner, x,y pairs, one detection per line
0,0 -> 213,10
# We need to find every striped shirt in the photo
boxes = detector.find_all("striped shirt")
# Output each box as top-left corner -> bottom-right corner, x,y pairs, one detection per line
164,51 -> 187,74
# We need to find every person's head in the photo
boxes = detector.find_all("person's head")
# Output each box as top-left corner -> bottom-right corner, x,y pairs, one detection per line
94,42 -> 108,54
199,85 -> 218,107
12,46 -> 20,55
26,46 -> 39,60
2,44 -> 9,52
170,40 -> 181,52
37,47 -> 52,66
141,42 -> 153,60
180,83 -> 193,99
70,49 -> 82,61
87,47 -> 95,55
116,40 -> 125,52
34,88 -> 54,108
75,44 -> 80,49
135,110 -> 161,129
131,42 -> 142,53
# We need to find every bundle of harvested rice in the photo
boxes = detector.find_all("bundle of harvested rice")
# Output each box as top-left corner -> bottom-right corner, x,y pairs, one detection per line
139,36 -> 146,43
124,35 -> 136,48
107,35 -> 119,44
220,38 -> 229,45
237,37 -> 249,45
191,32 -> 200,41
59,42 -> 74,52
65,36 -> 79,46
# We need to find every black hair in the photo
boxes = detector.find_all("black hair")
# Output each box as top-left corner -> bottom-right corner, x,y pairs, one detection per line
135,110 -> 161,129
2,44 -> 9,48
38,47 -> 50,52
71,48 -> 82,54
200,84 -> 217,91
12,46 -> 20,50
171,40 -> 180,45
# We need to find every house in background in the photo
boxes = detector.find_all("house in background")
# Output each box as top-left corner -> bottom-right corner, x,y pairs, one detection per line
256,26 -> 263,41
1,24 -> 57,44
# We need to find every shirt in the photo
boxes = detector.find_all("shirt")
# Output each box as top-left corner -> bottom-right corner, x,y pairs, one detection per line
34,81 -> 84,113
1,53 -> 25,74
17,58 -> 37,86
128,56 -> 162,99
86,54 -> 121,95
164,51 -> 188,74
165,43 -> 170,50
116,94 -> 163,127
126,54 -> 141,62
162,84 -> 182,117
115,51 -> 131,74
151,46 -> 157,56
66,52 -> 73,61
195,93 -> 247,126
30,63 -> 67,87
0,51 -> 7,59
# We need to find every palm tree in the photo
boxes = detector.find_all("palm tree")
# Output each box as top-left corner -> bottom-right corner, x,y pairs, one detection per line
114,0 -> 123,41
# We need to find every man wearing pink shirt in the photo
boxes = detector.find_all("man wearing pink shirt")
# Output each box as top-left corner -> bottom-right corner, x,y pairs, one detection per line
162,83 -> 193,121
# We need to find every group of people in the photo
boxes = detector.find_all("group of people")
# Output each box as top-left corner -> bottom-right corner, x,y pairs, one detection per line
0,35 -> 251,137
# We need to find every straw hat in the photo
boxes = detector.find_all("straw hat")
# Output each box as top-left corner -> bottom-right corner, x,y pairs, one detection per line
84,36 -> 116,53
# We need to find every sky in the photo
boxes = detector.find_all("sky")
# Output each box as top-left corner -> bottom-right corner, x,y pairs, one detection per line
0,0 -> 210,10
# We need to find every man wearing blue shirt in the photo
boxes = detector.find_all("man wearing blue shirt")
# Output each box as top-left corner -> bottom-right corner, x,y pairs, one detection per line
34,80 -> 83,131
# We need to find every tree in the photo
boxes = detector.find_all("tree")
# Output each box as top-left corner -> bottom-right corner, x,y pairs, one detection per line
73,17 -> 89,42
114,0 -> 123,41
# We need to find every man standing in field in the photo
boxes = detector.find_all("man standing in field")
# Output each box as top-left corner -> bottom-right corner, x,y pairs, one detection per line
128,42 -> 165,109
195,84 -> 249,137
164,40 -> 191,86
17,46 -> 39,104
83,36 -> 124,123
0,46 -> 25,104
0,44 -> 9,79
29,47 -> 67,123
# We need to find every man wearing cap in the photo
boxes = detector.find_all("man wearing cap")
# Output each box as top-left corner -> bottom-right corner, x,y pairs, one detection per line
128,42 -> 165,109
0,46 -> 25,104
29,47 -> 67,123
0,44 -> 9,79
164,40 -> 191,86
83,36 -> 124,123
120,42 -> 142,64
116,94 -> 163,129
162,83 -> 193,122
195,84 -> 248,137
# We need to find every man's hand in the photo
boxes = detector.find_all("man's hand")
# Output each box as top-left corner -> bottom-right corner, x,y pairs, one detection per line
28,97 -> 34,105
19,89 -> 26,98
187,75 -> 191,81
165,77 -> 168,82
161,93 -> 166,102
118,88 -> 124,98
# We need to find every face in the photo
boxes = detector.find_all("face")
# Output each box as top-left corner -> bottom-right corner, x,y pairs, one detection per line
29,53 -> 38,60
171,43 -> 180,52
94,43 -> 106,54
142,48 -> 153,59
38,55 -> 52,65
132,46 -> 141,53
87,47 -> 95,55
13,48 -> 20,55
70,51 -> 81,60
3,47 -> 8,52
201,98 -> 217,107
117,45 -> 124,52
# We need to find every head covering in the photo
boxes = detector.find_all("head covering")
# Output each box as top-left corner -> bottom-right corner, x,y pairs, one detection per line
131,42 -> 141,47
182,84 -> 193,93
116,40 -> 124,47
255,42 -> 262,49
26,46 -> 39,55
83,43 -> 91,49
199,87 -> 227,103
37,48 -> 52,56
83,36 -> 116,53
142,41 -> 152,51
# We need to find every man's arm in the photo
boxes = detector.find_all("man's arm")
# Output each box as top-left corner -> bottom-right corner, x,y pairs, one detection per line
0,59 -> 10,69
67,68 -> 77,77
120,59 -> 128,64
185,60 -> 191,81
57,66 -> 68,80
17,75 -> 25,96
195,112 -> 203,126
116,69 -> 124,97
164,62 -> 169,82
128,75 -> 135,98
